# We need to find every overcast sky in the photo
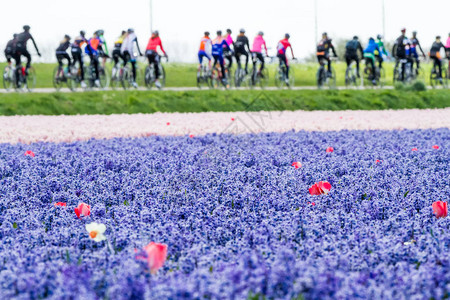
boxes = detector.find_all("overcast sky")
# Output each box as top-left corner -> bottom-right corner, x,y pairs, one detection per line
1,0 -> 449,62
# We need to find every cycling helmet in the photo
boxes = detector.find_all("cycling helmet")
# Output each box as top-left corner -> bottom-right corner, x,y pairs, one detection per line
121,30 -> 126,35
412,31 -> 417,35
64,34 -> 71,40
97,29 -> 104,36
13,34 -> 18,38
128,28 -> 134,33
204,31 -> 210,36
322,32 -> 327,36
353,36 -> 358,40
401,28 -> 406,32
436,36 -> 441,40
23,25 -> 31,31
217,30 -> 222,35
80,30 -> 86,37
369,37 -> 375,41
377,34 -> 383,39
226,29 -> 232,34
285,33 -> 290,39
153,30 -> 159,35
239,28 -> 245,33
258,31 -> 264,36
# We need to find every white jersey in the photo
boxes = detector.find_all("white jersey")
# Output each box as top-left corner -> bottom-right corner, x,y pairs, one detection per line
121,33 -> 137,58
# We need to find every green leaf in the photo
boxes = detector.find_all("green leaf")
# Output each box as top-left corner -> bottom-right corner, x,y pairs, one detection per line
404,191 -> 409,197
12,222 -> 17,229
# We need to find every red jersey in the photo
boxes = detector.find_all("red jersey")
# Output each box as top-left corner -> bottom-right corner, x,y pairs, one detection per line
277,39 -> 291,54
146,36 -> 166,54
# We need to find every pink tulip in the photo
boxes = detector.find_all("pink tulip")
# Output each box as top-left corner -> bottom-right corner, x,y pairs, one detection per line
432,145 -> 439,149
231,118 -> 235,121
326,147 -> 334,153
54,202 -> 67,207
24,150 -> 35,157
137,242 -> 168,274
291,162 -> 302,169
74,203 -> 91,219
432,201 -> 448,218
309,181 -> 332,195
411,148 -> 418,151
166,122 -> 170,126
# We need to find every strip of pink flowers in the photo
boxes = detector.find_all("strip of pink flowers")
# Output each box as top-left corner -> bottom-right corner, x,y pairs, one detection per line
1,108 -> 449,144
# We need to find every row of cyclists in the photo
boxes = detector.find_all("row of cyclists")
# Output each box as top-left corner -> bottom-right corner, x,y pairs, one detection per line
4,25 -> 168,90
4,26 -> 450,90
197,29 -> 295,87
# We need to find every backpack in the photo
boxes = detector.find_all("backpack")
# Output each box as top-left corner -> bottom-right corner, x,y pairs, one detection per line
346,40 -> 358,55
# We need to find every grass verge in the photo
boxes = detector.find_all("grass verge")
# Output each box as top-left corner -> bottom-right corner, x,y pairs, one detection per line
0,89 -> 448,116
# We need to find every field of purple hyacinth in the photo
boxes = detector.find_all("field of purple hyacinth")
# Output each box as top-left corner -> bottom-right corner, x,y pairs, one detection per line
0,128 -> 449,299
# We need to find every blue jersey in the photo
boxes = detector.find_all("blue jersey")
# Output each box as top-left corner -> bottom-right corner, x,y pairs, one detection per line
211,38 -> 229,56
364,40 -> 380,54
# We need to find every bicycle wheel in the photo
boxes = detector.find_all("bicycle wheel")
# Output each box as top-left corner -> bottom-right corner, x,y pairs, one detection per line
53,67 -> 64,91
259,68 -> 269,89
316,67 -> 325,89
378,67 -> 386,87
121,68 -> 131,90
159,65 -> 166,89
2,66 -> 14,91
111,67 -> 120,90
288,68 -> 295,88
211,68 -> 221,89
234,67 -> 242,87
275,67 -> 284,89
25,67 -> 36,92
98,67 -> 109,89
144,65 -> 154,89
345,67 -> 352,87
443,68 -> 448,88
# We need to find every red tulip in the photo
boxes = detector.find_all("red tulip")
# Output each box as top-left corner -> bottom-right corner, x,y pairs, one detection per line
54,202 -> 67,207
24,150 -> 35,157
291,162 -> 302,169
137,242 -> 168,274
74,203 -> 91,219
411,148 -> 418,151
376,160 -> 381,164
432,145 -> 439,149
432,201 -> 448,218
231,118 -> 235,121
309,181 -> 332,195
166,122 -> 170,126
189,134 -> 194,138
326,147 -> 334,153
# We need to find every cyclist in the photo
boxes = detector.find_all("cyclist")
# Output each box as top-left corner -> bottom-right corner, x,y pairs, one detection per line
212,30 -> 231,85
316,32 -> 337,77
96,30 -> 109,69
429,36 -> 446,82
392,28 -> 411,81
85,31 -> 103,87
198,31 -> 212,72
71,31 -> 89,88
277,33 -> 295,85
56,35 -> 72,74
251,31 -> 268,75
234,29 -> 251,74
363,37 -> 381,85
344,36 -> 363,77
145,30 -> 167,89
4,34 -> 18,66
121,28 -> 143,88
14,25 -> 41,71
224,29 -> 234,69
410,31 -> 426,73
112,31 -> 127,69
375,35 -> 389,68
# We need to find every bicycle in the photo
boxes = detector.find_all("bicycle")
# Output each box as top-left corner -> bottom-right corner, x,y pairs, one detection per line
145,56 -> 166,90
411,56 -> 425,81
53,64 -> 72,91
430,58 -> 448,88
211,63 -> 229,89
12,65 -> 36,92
316,57 -> 336,89
85,58 -> 110,89
393,58 -> 413,84
362,58 -> 385,88
274,57 -> 296,89
344,60 -> 362,88
197,61 -> 212,89
249,53 -> 269,89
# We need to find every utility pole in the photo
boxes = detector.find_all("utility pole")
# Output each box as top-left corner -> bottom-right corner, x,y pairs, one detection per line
382,0 -> 386,38
150,0 -> 153,34
314,0 -> 318,45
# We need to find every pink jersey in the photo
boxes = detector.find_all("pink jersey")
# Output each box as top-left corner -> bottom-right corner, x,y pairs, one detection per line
225,35 -> 234,47
252,35 -> 267,53
446,37 -> 450,48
